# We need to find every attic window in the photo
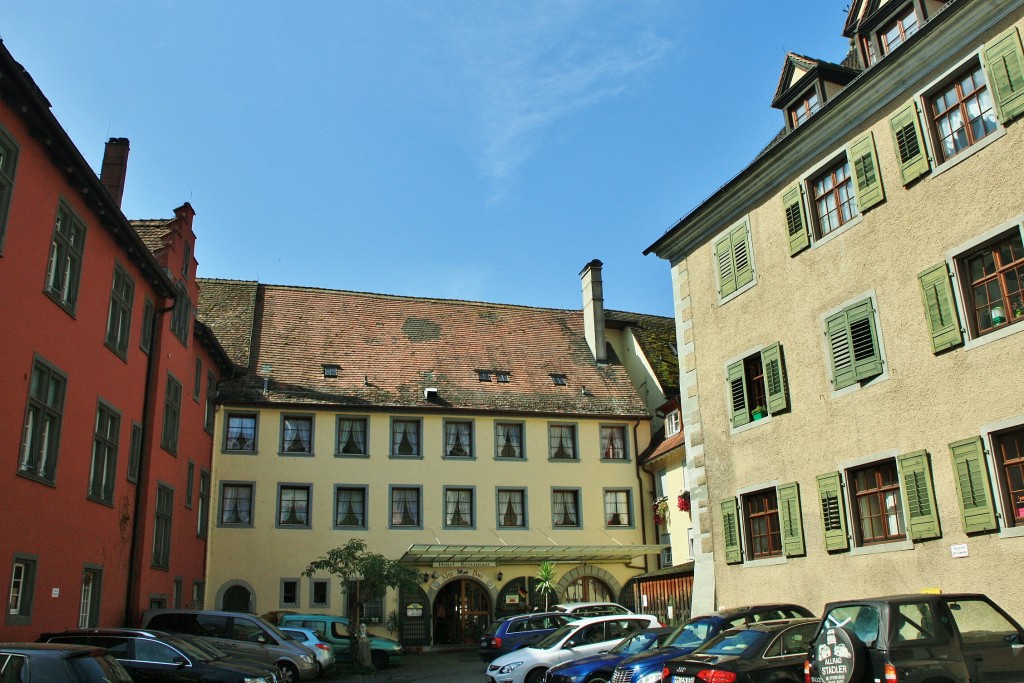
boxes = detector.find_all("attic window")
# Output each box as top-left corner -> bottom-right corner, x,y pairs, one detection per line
789,89 -> 821,128
477,370 -> 492,382
322,364 -> 340,378
496,371 -> 510,383
551,374 -> 567,386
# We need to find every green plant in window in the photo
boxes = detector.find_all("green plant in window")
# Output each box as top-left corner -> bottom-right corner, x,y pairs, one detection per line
1012,297 -> 1024,319
751,405 -> 767,420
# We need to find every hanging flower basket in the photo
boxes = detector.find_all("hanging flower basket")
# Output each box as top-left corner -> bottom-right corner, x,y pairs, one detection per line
652,497 -> 669,526
677,490 -> 691,512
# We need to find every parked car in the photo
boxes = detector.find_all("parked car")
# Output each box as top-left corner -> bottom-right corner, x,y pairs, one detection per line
171,633 -> 283,682
486,613 -> 662,683
279,626 -> 336,673
480,612 -> 580,662
552,603 -> 634,618
610,603 -> 814,683
277,613 -> 403,668
0,643 -> 133,683
141,608 -> 318,682
40,627 -> 281,682
542,626 -> 673,683
663,618 -> 818,683
805,593 -> 1024,683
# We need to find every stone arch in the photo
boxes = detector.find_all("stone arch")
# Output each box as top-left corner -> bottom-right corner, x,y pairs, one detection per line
215,579 -> 257,613
557,565 -> 622,602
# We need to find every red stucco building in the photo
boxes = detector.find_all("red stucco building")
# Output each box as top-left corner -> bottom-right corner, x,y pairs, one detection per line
0,40 -> 232,639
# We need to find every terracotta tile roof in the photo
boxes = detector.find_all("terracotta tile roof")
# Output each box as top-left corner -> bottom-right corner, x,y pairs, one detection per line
130,219 -> 172,254
198,279 -> 665,417
642,428 -> 685,465
606,310 -> 679,395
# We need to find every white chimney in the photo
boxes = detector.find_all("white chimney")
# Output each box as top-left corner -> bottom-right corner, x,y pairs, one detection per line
580,259 -> 606,364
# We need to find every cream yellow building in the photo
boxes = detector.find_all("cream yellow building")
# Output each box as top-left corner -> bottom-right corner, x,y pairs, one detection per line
647,0 -> 1024,617
197,261 -> 685,645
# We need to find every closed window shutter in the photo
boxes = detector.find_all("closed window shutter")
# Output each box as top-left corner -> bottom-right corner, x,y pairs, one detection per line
778,482 -> 805,557
897,450 -> 941,540
849,132 -> 885,212
983,27 -> 1024,123
731,224 -> 753,291
727,360 -> 750,428
918,262 -> 963,353
761,342 -> 788,414
715,234 -> 736,298
889,100 -> 930,185
721,498 -> 742,564
845,300 -> 883,382
949,437 -> 998,533
782,184 -> 810,256
826,309 -> 857,390
816,472 -> 849,552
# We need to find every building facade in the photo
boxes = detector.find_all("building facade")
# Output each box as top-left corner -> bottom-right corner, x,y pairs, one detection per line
198,261 -> 680,645
0,41 -> 229,639
647,0 -> 1024,617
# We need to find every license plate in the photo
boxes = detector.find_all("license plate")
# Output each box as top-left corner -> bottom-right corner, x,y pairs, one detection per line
672,677 -> 695,683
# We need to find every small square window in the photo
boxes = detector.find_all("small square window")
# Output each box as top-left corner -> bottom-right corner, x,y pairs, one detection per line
928,61 -> 998,163
335,486 -> 367,529
336,417 -> 369,456
391,419 -> 421,457
495,423 -> 525,459
322,364 -> 340,378
281,415 -> 314,455
552,489 -> 581,528
497,488 -> 527,528
477,370 -> 492,382
665,411 -> 681,437
444,487 -> 475,528
789,89 -> 820,128
444,421 -> 473,458
879,6 -> 919,55
604,490 -> 632,527
548,425 -> 578,460
390,487 -> 422,528
278,485 -> 311,528
225,414 -> 258,452
600,426 -> 628,460
496,371 -> 510,383
219,483 -> 254,527
551,374 -> 567,386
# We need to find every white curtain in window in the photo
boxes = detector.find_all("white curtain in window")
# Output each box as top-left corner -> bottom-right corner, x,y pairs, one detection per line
336,488 -> 365,526
601,427 -> 625,459
280,488 -> 308,525
496,424 -> 522,458
554,491 -> 578,526
338,419 -> 366,454
392,421 -> 419,456
446,489 -> 472,526
550,426 -> 575,459
283,418 -> 311,452
445,422 -> 471,457
604,491 -> 629,526
222,486 -> 251,524
392,489 -> 419,525
498,490 -> 524,526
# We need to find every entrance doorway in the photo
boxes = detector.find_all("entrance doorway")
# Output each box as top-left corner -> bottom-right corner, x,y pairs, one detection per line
432,579 -> 491,645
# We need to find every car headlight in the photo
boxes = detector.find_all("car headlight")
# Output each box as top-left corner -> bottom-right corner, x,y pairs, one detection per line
498,661 -> 523,674
637,672 -> 663,683
390,643 -> 403,651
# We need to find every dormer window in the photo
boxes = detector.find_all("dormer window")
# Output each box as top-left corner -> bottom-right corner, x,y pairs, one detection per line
665,411 -> 681,437
322,364 -> 340,378
551,373 -> 567,386
477,370 -> 492,382
789,90 -> 821,128
880,6 -> 919,56
496,371 -> 510,383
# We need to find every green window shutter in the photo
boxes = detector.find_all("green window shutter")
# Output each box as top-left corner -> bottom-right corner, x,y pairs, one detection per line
721,497 -> 743,564
983,27 -> 1024,123
715,234 -> 737,298
949,437 -> 998,533
761,342 -> 788,414
897,451 -> 941,541
782,184 -> 809,257
778,482 -> 805,557
849,132 -> 885,212
826,309 -> 857,390
845,300 -> 883,382
731,224 -> 753,291
816,472 -> 849,552
918,262 -> 963,353
889,100 -> 930,185
727,360 -> 750,428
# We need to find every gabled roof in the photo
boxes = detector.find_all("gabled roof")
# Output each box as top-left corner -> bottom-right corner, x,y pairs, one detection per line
606,310 -> 679,395
130,219 -> 173,254
771,52 -> 861,109
197,279 -> 666,418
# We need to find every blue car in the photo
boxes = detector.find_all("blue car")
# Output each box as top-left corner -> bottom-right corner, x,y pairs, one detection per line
479,612 -> 579,662
541,627 -> 672,683
609,603 -> 812,683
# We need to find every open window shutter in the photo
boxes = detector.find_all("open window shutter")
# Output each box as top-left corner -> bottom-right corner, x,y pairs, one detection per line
782,184 -> 810,256
849,132 -> 884,212
721,497 -> 743,564
897,450 -> 941,541
761,342 -> 788,414
983,27 -> 1024,123
715,234 -> 737,298
727,360 -> 750,428
731,224 -> 753,291
778,482 -> 805,557
918,262 -> 964,353
949,437 -> 998,533
846,300 -> 883,383
889,100 -> 930,185
826,309 -> 857,390
816,472 -> 849,552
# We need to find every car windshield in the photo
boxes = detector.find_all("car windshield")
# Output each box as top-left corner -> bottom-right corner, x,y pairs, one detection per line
823,605 -> 880,644
695,629 -> 766,656
667,618 -> 717,648
610,630 -> 665,655
67,653 -> 135,682
176,636 -> 227,660
534,623 -> 578,649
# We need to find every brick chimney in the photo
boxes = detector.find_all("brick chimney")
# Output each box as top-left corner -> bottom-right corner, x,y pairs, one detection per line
100,137 -> 130,208
580,259 -> 607,364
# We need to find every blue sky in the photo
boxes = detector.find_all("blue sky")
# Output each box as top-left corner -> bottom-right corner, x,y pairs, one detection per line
4,1 -> 852,316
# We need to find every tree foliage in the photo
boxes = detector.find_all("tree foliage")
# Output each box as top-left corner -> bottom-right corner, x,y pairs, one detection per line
534,561 -> 558,610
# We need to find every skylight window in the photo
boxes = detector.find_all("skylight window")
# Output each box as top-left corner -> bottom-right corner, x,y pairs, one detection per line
496,371 -> 510,383
551,374 -> 567,386
477,370 -> 492,382
322,364 -> 340,378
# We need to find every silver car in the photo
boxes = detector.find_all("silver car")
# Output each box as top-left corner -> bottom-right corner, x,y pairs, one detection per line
279,626 -> 336,673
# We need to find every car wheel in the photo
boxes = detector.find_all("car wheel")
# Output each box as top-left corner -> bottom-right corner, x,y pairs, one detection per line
371,650 -> 388,669
586,673 -> 611,683
277,662 -> 299,683
525,668 -> 546,683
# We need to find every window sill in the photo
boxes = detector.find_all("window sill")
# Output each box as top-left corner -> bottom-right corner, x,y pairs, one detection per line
334,452 -> 370,459
278,451 -> 315,457
718,278 -> 757,308
964,319 -> 1024,351
222,450 -> 257,456
388,454 -> 423,460
730,414 -> 773,436
494,456 -> 527,462
930,127 -> 1006,178
742,555 -> 787,568
997,525 -> 1024,540
442,455 -> 477,461
600,457 -> 631,464
548,458 -> 581,463
810,214 -> 864,251
849,539 -> 913,556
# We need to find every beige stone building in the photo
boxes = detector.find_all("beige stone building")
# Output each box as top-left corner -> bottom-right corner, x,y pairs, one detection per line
197,262 -> 688,645
646,0 -> 1024,617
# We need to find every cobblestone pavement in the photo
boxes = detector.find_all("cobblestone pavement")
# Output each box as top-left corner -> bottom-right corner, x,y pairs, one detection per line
321,649 -> 484,681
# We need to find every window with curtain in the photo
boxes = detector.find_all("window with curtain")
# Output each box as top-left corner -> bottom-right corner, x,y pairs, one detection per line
282,416 -> 313,454
335,487 -> 367,528
278,485 -> 310,527
336,418 -> 368,455
444,487 -> 474,527
391,419 -> 420,457
496,423 -> 524,458
553,489 -> 580,527
445,421 -> 473,457
391,487 -> 420,527
497,489 -> 526,528
604,490 -> 631,527
225,414 -> 257,452
220,484 -> 253,526
600,426 -> 627,460
548,425 -> 577,460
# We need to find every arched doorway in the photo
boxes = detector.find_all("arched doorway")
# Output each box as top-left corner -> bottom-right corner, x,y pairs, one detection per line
221,585 -> 252,612
563,576 -> 613,603
433,578 -> 491,645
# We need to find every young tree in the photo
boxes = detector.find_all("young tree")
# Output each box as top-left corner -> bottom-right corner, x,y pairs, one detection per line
303,539 -> 420,668
534,561 -> 558,610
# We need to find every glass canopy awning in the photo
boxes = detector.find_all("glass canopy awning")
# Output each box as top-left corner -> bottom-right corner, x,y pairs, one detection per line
399,544 -> 668,565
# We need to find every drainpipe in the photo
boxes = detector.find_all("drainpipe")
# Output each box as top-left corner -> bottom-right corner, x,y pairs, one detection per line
631,420 -> 650,575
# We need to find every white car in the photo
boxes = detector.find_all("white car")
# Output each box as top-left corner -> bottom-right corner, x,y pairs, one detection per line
485,613 -> 660,683
551,602 -> 634,617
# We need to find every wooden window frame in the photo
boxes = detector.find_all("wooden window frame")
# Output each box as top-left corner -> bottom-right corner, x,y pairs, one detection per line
849,460 -> 906,545
548,423 -> 578,461
104,263 -> 135,358
160,374 -> 182,455
992,427 -> 1024,527
744,489 -> 783,559
810,156 -> 858,238
152,484 -> 174,569
44,201 -> 86,313
879,6 -> 919,56
335,416 -> 370,457
496,488 -> 528,529
88,400 -> 121,505
957,229 -> 1024,337
443,486 -> 476,529
389,485 -> 422,529
552,488 -> 582,528
280,414 -> 315,456
603,489 -> 633,528
19,356 -> 67,485
927,61 -> 998,163
789,89 -> 821,128
599,425 -> 629,461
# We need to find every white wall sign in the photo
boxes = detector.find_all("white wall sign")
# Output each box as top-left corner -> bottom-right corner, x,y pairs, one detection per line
951,544 -> 969,558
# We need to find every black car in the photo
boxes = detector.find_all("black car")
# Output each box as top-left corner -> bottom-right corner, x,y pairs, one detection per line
40,628 -> 280,682
663,618 -> 818,683
805,593 -> 1024,683
0,643 -> 134,683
